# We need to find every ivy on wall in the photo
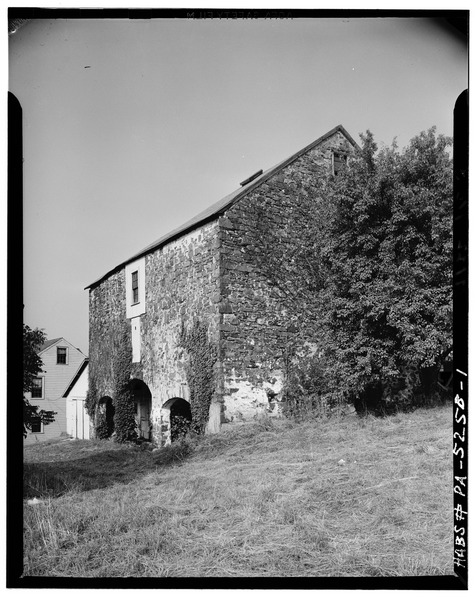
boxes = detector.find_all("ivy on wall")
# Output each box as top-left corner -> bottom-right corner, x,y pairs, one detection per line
112,324 -> 137,443
86,323 -> 137,442
85,374 -> 99,419
179,320 -> 217,435
95,411 -> 112,439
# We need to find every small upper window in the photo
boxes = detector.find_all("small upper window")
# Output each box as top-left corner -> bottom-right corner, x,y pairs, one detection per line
125,258 -> 145,319
132,271 -> 139,304
57,347 -> 68,364
31,377 -> 44,399
30,417 -> 43,433
333,152 -> 347,176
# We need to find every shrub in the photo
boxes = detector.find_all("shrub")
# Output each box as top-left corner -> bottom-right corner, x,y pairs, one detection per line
95,412 -> 111,440
171,414 -> 192,442
281,350 -> 332,421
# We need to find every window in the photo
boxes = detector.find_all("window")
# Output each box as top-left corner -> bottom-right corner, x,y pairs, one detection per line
30,417 -> 43,434
31,377 -> 44,399
125,258 -> 146,319
57,347 -> 68,364
333,152 -> 347,176
132,270 -> 139,304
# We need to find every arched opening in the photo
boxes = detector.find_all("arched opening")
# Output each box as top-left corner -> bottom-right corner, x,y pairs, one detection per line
97,396 -> 115,438
162,397 -> 192,444
130,379 -> 152,441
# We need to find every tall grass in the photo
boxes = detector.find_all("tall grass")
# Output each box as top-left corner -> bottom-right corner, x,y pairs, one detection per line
23,405 -> 453,577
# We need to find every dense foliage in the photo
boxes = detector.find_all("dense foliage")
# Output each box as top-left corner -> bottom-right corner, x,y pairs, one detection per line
85,374 -> 98,419
95,411 -> 112,440
112,325 -> 137,443
252,128 -> 453,415
179,320 -> 217,434
23,324 -> 56,436
321,129 -> 452,412
281,349 -> 328,421
170,414 -> 192,442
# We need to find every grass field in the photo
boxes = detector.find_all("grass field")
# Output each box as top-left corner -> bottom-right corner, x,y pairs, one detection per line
23,404 -> 454,578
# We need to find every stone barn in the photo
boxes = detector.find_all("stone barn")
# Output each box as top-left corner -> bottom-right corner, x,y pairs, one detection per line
86,125 -> 357,445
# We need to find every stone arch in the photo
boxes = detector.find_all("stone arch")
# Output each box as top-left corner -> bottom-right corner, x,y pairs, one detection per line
130,379 -> 152,441
98,395 -> 115,437
161,397 -> 192,444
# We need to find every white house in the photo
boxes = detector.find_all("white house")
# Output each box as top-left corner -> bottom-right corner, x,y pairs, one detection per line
24,337 -> 88,444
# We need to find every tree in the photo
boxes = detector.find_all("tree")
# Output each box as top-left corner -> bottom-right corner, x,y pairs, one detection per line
320,128 -> 453,412
247,128 -> 452,414
23,324 -> 56,436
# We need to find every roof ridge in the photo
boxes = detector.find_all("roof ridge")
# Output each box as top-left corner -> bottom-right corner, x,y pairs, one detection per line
86,125 -> 357,289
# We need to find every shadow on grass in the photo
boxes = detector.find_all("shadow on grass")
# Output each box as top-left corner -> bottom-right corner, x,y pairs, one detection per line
23,440 -> 193,499
23,418 -> 295,500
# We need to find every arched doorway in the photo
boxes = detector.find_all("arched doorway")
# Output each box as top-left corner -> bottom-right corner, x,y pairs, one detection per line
97,396 -> 114,438
162,398 -> 192,443
130,379 -> 152,440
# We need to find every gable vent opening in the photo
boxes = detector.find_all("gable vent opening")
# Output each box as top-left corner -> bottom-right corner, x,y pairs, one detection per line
240,169 -> 263,187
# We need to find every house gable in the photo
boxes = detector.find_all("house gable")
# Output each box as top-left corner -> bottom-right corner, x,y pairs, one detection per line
34,338 -> 87,400
215,126 -> 356,421
86,125 -> 358,290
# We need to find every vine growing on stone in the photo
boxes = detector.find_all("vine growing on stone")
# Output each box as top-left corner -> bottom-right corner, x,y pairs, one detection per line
112,323 -> 137,443
179,320 -> 217,435
95,412 -> 111,439
85,374 -> 99,418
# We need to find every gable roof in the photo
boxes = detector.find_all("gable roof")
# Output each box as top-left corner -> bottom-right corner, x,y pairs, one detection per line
63,359 -> 89,398
39,338 -> 63,352
39,337 -> 86,356
86,124 -> 358,290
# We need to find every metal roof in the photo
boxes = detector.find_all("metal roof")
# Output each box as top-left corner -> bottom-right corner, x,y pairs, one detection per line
86,125 -> 357,289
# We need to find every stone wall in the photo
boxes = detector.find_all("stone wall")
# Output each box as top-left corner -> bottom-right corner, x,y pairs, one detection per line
218,130 -> 354,422
140,221 -> 221,441
88,220 -> 221,445
88,269 -> 127,401
89,129 -> 355,439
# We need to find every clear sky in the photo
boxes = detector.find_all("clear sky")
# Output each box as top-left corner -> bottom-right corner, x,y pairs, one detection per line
9,15 -> 467,354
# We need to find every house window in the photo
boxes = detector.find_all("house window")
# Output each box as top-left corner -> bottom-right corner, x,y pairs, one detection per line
31,377 -> 44,399
57,347 -> 68,364
333,152 -> 347,176
30,417 -> 43,434
125,258 -> 146,319
132,271 -> 139,304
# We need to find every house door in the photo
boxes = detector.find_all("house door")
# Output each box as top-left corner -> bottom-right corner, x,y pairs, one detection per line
130,379 -> 152,440
138,400 -> 151,440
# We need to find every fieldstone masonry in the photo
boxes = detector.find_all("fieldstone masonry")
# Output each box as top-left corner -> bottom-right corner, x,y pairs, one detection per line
87,126 -> 357,445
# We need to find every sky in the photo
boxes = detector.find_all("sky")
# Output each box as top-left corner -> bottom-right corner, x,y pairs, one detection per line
9,13 -> 468,354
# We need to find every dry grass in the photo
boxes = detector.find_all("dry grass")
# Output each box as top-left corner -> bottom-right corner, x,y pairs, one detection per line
23,405 -> 454,578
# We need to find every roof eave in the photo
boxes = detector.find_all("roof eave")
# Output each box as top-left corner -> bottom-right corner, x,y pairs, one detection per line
63,358 -> 89,398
